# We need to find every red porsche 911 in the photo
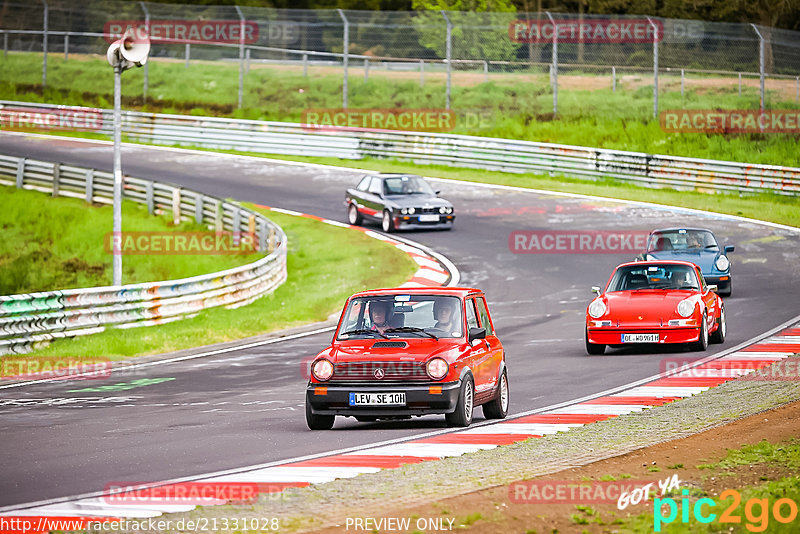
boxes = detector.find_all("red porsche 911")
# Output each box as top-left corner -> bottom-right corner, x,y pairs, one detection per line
585,261 -> 726,355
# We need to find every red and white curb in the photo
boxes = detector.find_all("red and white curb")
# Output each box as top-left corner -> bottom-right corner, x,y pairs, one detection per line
260,205 -> 457,288
3,321 -> 797,529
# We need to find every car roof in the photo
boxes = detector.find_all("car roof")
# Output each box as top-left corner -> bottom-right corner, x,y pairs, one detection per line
649,227 -> 717,234
350,287 -> 482,299
615,260 -> 701,269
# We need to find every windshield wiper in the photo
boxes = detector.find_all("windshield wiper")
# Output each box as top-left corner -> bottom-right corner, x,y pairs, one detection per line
340,329 -> 388,339
383,327 -> 438,340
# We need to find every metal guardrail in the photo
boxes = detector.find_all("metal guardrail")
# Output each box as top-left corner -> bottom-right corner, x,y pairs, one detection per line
2,100 -> 797,196
0,153 -> 287,355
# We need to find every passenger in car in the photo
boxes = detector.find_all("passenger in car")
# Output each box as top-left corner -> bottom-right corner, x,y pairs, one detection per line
433,299 -> 460,335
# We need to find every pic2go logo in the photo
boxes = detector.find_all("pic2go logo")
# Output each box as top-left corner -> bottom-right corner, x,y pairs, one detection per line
654,489 -> 799,532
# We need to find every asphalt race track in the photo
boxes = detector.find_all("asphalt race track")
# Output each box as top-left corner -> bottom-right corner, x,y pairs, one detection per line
1,134 -> 799,508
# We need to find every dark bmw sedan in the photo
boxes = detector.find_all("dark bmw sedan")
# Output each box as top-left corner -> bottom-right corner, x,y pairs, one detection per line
345,174 -> 455,232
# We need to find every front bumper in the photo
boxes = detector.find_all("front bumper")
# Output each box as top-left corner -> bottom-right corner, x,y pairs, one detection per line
587,327 -> 701,345
704,275 -> 731,293
394,214 -> 455,230
306,380 -> 461,417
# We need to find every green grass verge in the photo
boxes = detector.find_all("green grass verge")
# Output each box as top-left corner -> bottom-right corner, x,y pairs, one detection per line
18,206 -> 418,360
210,151 -> 800,229
623,439 -> 800,533
0,186 -> 261,295
2,53 -> 798,166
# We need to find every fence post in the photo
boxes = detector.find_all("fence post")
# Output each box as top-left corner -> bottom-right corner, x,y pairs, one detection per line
338,9 -> 349,109
64,34 -> 68,61
419,59 -> 424,88
647,17 -> 658,119
545,12 -> 557,115
364,58 -> 369,82
612,66 -> 616,92
738,72 -> 742,96
680,69 -> 684,97
52,163 -> 60,197
245,48 -> 250,74
232,209 -> 241,246
303,53 -> 308,77
441,10 -> 452,110
145,181 -> 154,215
85,169 -> 94,203
42,0 -> 48,88
172,189 -> 181,226
3,32 -> 7,58
195,193 -> 204,223
16,158 -> 25,188
258,219 -> 267,252
796,76 -> 799,103
185,43 -> 190,68
139,1 -> 150,103
235,5 -> 245,109
751,24 -> 765,113
483,60 -> 488,82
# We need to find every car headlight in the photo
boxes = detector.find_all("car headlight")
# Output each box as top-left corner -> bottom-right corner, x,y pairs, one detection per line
446,207 -> 453,214
426,358 -> 449,380
439,206 -> 447,214
677,298 -> 695,318
408,207 -> 415,214
715,255 -> 730,271
312,359 -> 334,381
588,299 -> 607,319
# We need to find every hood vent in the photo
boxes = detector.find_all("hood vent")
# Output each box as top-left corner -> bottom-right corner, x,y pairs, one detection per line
371,341 -> 408,349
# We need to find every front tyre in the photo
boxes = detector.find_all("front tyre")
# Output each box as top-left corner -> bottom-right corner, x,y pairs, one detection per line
305,400 -> 335,430
445,376 -> 474,427
347,203 -> 363,226
710,306 -> 726,344
692,311 -> 709,351
585,328 -> 605,355
482,369 -> 509,419
381,210 -> 395,233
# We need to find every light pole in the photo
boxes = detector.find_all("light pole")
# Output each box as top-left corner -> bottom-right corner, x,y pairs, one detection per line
106,28 -> 150,286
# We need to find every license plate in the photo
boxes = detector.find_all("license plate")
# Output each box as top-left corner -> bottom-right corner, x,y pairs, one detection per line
418,214 -> 440,222
621,333 -> 660,343
349,392 -> 406,406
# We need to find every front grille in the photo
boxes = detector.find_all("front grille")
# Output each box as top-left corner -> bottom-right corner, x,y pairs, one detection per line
417,207 -> 439,214
331,361 -> 429,381
372,341 -> 408,349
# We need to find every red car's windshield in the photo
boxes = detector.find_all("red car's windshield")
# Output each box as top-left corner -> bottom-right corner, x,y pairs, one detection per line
607,265 -> 700,292
337,295 -> 463,339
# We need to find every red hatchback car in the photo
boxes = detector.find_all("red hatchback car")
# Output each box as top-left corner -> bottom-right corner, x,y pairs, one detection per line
585,260 -> 726,355
305,287 -> 508,429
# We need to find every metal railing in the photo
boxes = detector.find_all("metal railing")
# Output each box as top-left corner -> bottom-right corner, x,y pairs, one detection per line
2,100 -> 797,196
0,152 -> 287,355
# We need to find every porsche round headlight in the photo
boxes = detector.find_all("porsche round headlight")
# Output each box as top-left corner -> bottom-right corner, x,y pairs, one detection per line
426,358 -> 449,380
677,298 -> 695,318
439,206 -> 447,214
446,207 -> 454,214
588,299 -> 607,319
312,359 -> 334,381
715,255 -> 730,271
408,207 -> 415,215
400,208 -> 408,215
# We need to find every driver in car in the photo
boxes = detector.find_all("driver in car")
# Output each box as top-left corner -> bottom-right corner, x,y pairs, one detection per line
369,301 -> 393,334
433,299 -> 460,336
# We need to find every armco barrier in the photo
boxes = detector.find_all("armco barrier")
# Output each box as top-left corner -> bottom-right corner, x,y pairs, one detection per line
1,100 -> 799,195
0,154 -> 287,355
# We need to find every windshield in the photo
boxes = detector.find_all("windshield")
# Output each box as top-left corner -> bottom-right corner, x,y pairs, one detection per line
337,295 -> 463,339
383,175 -> 435,196
607,264 -> 700,292
647,230 -> 719,252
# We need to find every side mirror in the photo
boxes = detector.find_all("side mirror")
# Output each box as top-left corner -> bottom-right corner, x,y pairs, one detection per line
468,327 -> 486,344
708,284 -> 718,293
591,286 -> 602,296
724,245 -> 735,253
